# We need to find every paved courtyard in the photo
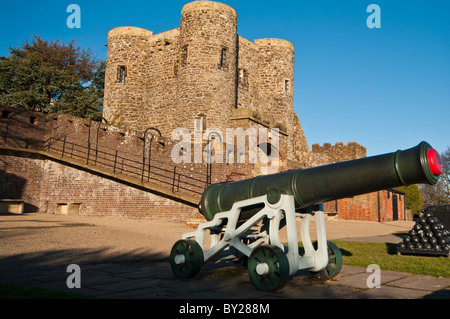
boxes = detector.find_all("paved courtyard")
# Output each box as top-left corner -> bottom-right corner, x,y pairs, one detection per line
1,213 -> 449,300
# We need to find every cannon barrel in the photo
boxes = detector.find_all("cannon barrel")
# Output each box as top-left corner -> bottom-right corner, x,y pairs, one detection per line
199,141 -> 442,221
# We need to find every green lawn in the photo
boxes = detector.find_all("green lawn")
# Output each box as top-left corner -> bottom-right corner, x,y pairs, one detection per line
331,240 -> 450,278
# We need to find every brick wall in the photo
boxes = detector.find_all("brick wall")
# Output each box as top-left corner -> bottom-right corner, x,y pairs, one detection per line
0,104 -> 51,150
2,104 -> 403,222
323,189 -> 405,222
0,152 -> 199,221
1,104 -> 211,196
0,152 -> 43,212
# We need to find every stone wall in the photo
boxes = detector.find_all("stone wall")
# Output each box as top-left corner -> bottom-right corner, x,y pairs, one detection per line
102,1 -> 309,166
103,27 -> 155,131
312,141 -> 367,163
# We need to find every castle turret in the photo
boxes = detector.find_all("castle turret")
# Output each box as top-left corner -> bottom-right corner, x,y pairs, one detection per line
103,27 -> 154,129
254,39 -> 296,163
254,38 -> 295,131
177,1 -> 238,134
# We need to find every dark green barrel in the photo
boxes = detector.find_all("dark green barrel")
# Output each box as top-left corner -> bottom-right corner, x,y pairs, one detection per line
199,141 -> 442,221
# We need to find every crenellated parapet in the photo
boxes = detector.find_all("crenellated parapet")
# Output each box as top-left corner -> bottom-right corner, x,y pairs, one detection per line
312,142 -> 367,162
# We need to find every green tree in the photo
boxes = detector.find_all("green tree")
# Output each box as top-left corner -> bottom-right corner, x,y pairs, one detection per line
397,184 -> 422,215
420,147 -> 450,206
0,35 -> 104,119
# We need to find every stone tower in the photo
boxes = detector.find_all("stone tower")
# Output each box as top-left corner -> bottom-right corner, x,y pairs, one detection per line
177,1 -> 237,134
102,0 -> 330,169
103,27 -> 154,129
255,39 -> 295,132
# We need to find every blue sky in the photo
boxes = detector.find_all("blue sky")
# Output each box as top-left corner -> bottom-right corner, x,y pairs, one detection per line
1,0 -> 449,156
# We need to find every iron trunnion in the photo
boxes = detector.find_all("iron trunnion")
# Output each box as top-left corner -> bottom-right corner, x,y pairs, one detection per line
170,141 -> 442,291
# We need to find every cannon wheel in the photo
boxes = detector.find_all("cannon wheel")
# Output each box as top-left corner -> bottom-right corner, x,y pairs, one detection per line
170,239 -> 204,279
310,241 -> 343,280
247,245 -> 290,292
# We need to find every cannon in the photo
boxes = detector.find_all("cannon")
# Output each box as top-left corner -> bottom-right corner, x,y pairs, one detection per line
170,141 -> 442,291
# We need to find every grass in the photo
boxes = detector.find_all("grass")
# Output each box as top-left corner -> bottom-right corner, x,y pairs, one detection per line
0,283 -> 93,299
213,241 -> 449,279
331,240 -> 450,278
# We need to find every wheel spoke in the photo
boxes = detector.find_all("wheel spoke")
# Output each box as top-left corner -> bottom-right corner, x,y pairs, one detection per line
248,245 -> 289,292
170,239 -> 203,279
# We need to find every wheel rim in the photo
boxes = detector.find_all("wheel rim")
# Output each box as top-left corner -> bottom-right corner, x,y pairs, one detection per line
248,245 -> 289,292
170,239 -> 203,279
322,241 -> 342,279
310,241 -> 343,280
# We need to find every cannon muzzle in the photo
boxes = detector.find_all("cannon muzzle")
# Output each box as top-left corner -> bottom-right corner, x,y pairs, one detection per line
199,141 -> 442,221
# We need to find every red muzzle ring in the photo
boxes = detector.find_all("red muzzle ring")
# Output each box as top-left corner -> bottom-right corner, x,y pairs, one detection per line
427,148 -> 443,176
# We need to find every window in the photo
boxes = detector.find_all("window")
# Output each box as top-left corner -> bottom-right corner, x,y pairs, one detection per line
30,116 -> 38,125
195,114 -> 207,132
117,65 -> 127,84
284,79 -> 290,93
238,68 -> 248,89
220,47 -> 228,69
1,110 -> 11,119
181,45 -> 188,68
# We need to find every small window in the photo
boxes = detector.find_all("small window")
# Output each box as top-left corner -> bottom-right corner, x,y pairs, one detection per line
220,48 -> 228,69
195,114 -> 207,132
238,69 -> 248,89
284,79 -> 290,93
30,116 -> 38,125
181,45 -> 188,68
117,65 -> 127,84
2,110 -> 11,119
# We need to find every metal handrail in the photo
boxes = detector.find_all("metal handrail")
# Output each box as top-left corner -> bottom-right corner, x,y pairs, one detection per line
1,122 -> 208,195
46,136 -> 206,195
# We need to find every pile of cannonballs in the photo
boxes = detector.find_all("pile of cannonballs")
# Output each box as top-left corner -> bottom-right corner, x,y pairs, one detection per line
397,210 -> 450,256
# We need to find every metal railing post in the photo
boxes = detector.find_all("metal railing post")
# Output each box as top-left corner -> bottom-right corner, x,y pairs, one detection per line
61,136 -> 67,158
206,131 -> 222,187
86,119 -> 91,165
141,157 -> 146,183
95,117 -> 108,165
142,127 -> 162,183
4,122 -> 9,145
172,166 -> 177,192
113,150 -> 118,174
